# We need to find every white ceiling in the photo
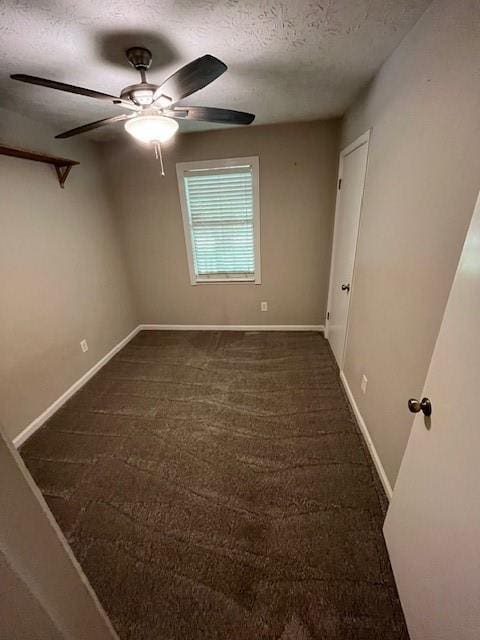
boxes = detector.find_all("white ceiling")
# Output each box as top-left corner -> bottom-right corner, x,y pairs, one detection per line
0,1 -> 431,139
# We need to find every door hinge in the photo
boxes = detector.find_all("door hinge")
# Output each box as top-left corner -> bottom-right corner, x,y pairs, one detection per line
327,312 -> 330,320
338,178 -> 342,190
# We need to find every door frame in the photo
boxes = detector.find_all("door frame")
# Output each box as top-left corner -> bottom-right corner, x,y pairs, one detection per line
0,424 -> 119,639
325,129 -> 371,368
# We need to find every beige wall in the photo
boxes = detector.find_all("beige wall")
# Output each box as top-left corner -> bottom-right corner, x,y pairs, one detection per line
0,108 -> 137,441
340,0 -> 480,487
103,120 -> 339,325
0,553 -> 65,640
0,427 -> 117,639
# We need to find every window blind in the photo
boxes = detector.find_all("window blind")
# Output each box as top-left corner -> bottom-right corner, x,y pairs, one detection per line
183,165 -> 255,279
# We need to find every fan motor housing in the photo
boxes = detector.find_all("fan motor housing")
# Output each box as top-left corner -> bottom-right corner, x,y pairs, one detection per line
120,82 -> 158,106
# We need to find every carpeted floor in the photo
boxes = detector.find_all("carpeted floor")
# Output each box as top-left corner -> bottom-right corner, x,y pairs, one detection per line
21,330 -> 408,640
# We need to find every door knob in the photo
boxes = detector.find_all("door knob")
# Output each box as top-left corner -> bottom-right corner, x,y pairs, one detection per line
408,397 -> 432,417
341,283 -> 350,293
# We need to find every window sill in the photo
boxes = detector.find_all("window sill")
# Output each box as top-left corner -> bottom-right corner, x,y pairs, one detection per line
192,276 -> 260,285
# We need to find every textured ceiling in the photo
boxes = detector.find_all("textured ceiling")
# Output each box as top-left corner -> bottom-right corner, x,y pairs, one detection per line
0,0 -> 431,139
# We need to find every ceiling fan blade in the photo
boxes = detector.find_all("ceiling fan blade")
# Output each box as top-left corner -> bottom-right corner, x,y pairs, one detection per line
153,55 -> 227,105
165,106 -> 255,125
10,74 -> 138,111
55,114 -> 130,139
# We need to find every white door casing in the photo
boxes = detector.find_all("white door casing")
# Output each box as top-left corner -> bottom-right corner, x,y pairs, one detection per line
384,191 -> 480,640
326,130 -> 370,368
0,425 -> 119,640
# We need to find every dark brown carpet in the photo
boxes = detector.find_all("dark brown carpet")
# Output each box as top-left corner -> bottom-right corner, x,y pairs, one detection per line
21,330 -> 408,640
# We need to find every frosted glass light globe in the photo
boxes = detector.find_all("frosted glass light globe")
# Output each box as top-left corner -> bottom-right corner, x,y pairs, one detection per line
124,115 -> 179,143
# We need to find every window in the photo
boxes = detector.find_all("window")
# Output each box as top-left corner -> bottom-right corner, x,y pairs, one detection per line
177,157 -> 261,284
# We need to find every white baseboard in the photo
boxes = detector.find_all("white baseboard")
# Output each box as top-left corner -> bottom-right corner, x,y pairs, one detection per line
339,370 -> 393,500
13,326 -> 141,448
13,323 -> 325,447
140,324 -> 325,332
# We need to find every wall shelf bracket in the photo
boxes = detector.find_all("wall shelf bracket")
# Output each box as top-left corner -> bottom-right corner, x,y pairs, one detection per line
54,164 -> 73,188
0,143 -> 79,188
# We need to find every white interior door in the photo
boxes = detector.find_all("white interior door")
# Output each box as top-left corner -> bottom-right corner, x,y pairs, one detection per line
326,131 -> 370,367
384,191 -> 480,640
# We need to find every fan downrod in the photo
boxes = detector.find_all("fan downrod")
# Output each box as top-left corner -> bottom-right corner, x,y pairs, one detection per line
126,47 -> 153,71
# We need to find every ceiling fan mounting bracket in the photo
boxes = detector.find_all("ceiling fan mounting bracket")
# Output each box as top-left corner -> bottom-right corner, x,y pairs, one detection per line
126,47 -> 153,71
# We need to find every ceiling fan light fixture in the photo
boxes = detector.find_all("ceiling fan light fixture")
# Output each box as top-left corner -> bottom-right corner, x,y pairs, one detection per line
124,114 -> 179,143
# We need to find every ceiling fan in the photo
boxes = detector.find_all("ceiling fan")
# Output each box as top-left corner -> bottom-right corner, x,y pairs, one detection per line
11,47 -> 255,173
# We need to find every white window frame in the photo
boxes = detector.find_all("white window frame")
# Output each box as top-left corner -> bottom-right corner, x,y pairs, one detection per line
176,156 -> 261,285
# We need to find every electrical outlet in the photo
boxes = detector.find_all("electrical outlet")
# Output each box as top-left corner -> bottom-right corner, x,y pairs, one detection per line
261,301 -> 268,312
80,339 -> 88,353
361,374 -> 368,394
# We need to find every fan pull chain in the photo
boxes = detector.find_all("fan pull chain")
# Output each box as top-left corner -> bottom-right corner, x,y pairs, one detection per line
153,141 -> 165,176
